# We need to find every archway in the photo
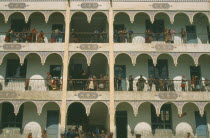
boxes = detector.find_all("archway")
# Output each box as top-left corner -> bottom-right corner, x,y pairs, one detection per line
67,102 -> 87,132
89,102 -> 109,135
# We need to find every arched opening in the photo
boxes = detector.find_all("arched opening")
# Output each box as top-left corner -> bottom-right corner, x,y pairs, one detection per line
193,13 -> 209,44
115,54 -> 132,91
68,53 -> 88,91
48,12 -> 65,43
115,102 -> 133,138
67,102 -> 87,131
132,13 -> 150,43
88,102 -> 109,134
150,12 -> 171,42
0,13 -> 6,43
45,54 -> 63,91
0,102 -> 23,129
114,12 -> 131,43
134,102 -> 153,136
24,53 -> 46,91
2,53 -> 26,91
8,12 -> 27,32
41,102 -> 60,138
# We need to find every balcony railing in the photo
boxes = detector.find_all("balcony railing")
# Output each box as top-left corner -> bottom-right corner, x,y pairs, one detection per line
70,32 -> 109,43
114,32 -> 210,44
67,79 -> 109,91
0,78 -> 62,91
0,32 -> 65,43
115,78 -> 210,92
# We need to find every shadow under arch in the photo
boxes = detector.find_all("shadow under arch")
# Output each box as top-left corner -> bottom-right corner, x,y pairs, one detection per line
115,53 -> 132,65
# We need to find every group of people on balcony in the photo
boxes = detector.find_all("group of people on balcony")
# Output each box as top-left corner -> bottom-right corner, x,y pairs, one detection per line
114,75 -> 209,92
68,71 -> 109,91
4,28 -> 64,43
114,28 -> 133,43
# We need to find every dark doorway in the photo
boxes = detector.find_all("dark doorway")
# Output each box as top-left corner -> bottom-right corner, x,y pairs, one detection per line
148,59 -> 168,79
116,111 -> 127,138
146,20 -> 164,41
194,111 -> 208,137
11,19 -> 31,32
190,66 -> 201,80
186,25 -> 197,43
46,110 -> 59,138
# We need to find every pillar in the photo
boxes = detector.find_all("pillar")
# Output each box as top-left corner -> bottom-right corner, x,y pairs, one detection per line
60,1 -> 71,136
108,0 -> 115,134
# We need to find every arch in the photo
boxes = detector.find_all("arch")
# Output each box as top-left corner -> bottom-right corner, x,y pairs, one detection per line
90,12 -> 108,23
114,12 -> 131,23
90,101 -> 109,111
1,53 -> 21,64
181,102 -> 199,116
138,101 -> 155,113
49,11 -> 65,21
69,53 -> 88,65
134,12 -> 151,22
193,12 -> 209,23
90,53 -> 109,64
174,12 -> 190,24
17,101 -> 38,114
198,54 -> 210,64
23,53 -> 42,63
8,12 -> 26,22
71,12 -> 88,22
115,53 -> 132,65
204,102 -> 210,112
40,101 -> 60,115
177,54 -> 195,66
154,12 -> 171,23
28,12 -> 45,22
0,101 -> 15,108
44,53 -> 63,65
116,102 -> 134,114
157,53 -> 175,65
160,102 -> 179,113
67,101 -> 86,110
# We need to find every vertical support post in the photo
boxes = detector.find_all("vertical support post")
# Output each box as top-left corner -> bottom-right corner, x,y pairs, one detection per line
60,1 -> 71,136
108,0 -> 115,135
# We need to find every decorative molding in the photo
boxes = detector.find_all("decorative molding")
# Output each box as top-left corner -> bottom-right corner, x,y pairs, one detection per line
3,44 -> 22,50
81,3 -> 99,9
8,3 -> 27,9
158,92 -> 178,99
78,92 -> 98,99
80,44 -> 99,50
152,3 -> 171,9
155,44 -> 174,51
0,91 -> 18,98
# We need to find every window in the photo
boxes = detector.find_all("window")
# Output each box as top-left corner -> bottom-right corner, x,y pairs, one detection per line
146,20 -> 165,41
151,104 -> 172,129
6,59 -> 27,78
50,65 -> 62,78
148,59 -> 168,79
1,103 -> 24,128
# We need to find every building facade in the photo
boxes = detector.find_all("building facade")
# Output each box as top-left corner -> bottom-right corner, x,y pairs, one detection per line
0,0 -> 210,138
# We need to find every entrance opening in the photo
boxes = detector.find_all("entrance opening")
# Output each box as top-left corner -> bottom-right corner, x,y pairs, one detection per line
116,111 -> 127,138
11,19 -> 31,32
186,25 -> 197,43
195,111 -> 208,137
148,59 -> 168,79
47,110 -> 59,138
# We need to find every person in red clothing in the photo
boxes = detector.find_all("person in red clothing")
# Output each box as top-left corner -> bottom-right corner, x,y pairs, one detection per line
28,133 -> 32,138
31,28 -> 37,42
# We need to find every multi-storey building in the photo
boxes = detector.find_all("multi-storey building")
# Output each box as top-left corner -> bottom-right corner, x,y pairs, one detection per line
0,0 -> 210,138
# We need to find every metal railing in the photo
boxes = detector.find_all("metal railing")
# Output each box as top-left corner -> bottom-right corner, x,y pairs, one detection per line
0,32 -> 65,43
114,32 -> 210,44
0,78 -> 62,91
70,32 -> 109,43
115,78 -> 210,92
67,79 -> 109,91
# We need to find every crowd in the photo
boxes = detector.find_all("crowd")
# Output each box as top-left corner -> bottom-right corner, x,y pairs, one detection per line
68,71 -> 109,91
114,75 -> 209,92
114,28 -> 133,43
4,28 -> 64,43
27,128 -> 113,138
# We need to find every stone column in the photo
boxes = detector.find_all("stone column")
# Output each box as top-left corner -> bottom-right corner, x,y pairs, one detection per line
108,1 -> 115,134
60,1 -> 71,136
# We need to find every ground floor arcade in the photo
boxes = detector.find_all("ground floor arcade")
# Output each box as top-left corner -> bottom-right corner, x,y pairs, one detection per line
0,101 -> 210,138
